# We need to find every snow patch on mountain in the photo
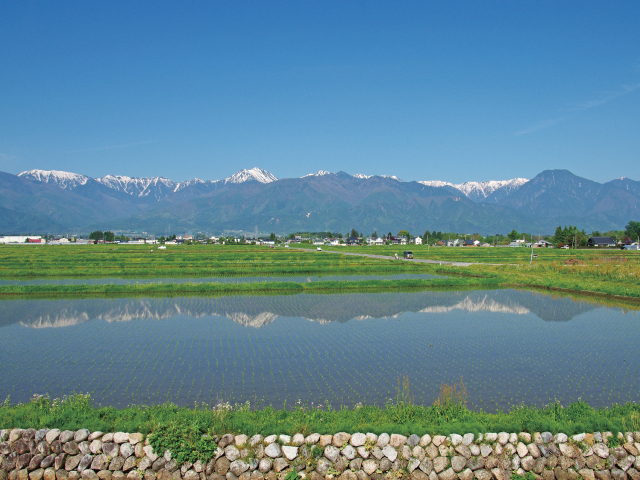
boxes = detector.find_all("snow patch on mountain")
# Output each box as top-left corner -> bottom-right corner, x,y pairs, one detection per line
18,169 -> 90,189
224,167 -> 277,184
379,175 -> 403,182
419,180 -> 455,188
352,173 -> 372,179
454,178 -> 529,198
303,170 -> 334,177
96,175 -> 176,197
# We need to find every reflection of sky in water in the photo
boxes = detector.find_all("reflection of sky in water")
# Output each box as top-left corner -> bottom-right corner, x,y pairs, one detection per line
0,273 -> 443,286
0,289 -> 638,411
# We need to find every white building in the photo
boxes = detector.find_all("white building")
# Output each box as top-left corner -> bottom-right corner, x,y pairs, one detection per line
0,236 -> 44,244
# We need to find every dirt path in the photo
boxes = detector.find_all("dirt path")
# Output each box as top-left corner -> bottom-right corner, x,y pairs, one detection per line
295,248 -> 475,267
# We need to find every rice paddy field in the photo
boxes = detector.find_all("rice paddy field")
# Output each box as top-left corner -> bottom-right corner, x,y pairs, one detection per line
1,243 -> 640,427
1,289 -> 639,412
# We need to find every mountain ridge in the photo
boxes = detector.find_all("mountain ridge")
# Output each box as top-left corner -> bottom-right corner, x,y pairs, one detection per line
4,168 -> 639,235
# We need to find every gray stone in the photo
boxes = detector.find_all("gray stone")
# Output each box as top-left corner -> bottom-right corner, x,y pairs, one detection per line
556,433 -> 568,443
108,457 -> 124,471
54,454 -> 67,471
150,457 -> 168,474
420,435 -> 432,447
256,458 -> 271,474
215,458 -> 231,476
559,443 -> 579,458
304,433 -> 319,445
390,435 -> 407,448
342,445 -> 356,460
333,433 -> 351,448
473,470 -> 491,480
74,432 -> 90,444
432,436 -> 446,447
138,457 -> 152,471
458,469 -> 474,480
78,455 -> 94,472
349,433 -> 366,447
356,446 -> 369,459
611,469 -> 627,480
619,456 -> 636,472
521,456 -> 535,471
142,445 -> 158,462
278,435 -> 290,445
127,434 -> 142,446
497,432 -> 509,445
40,455 -> 55,469
65,455 -> 82,471
229,461 -> 249,477
450,435 -> 463,447
462,434 -> 474,446
425,444 -> 438,459
35,431 -> 49,444
10,429 -> 25,442
87,433 -> 103,443
89,441 -> 102,455
541,432 -> 554,443
466,457 -> 484,471
480,445 -> 492,458
438,468 -> 457,480
29,471 -> 44,480
534,457 -> 547,474
183,471 -> 198,480
63,443 -> 79,456
455,445 -> 471,459
433,457 -> 448,473
225,446 -> 240,462
90,456 -> 109,471
29,455 -> 44,471
595,444 -> 611,459
119,444 -> 133,459
102,444 -> 119,458
112,434 -> 128,445
324,445 -> 340,463
78,443 -> 91,456
272,458 -> 288,473
528,443 -> 542,458
377,434 -> 390,447
451,456 -> 465,472
281,446 -> 298,461
517,443 -> 529,457
316,458 -> 331,476
419,458 -> 433,474
382,445 -> 397,462
362,459 -> 378,475
372,446 -> 384,460
380,458 -> 392,472
263,444 -> 281,459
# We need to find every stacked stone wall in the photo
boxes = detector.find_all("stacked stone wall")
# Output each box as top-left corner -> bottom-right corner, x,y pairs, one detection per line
1,429 -> 640,480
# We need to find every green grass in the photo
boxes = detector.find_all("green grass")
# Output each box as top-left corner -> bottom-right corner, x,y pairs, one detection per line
0,244 -> 431,279
2,391 -> 638,438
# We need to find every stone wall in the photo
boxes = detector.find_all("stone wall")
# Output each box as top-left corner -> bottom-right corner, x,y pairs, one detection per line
1,429 -> 640,480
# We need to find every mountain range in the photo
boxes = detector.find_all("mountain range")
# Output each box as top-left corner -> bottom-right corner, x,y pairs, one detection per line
1,167 -> 638,235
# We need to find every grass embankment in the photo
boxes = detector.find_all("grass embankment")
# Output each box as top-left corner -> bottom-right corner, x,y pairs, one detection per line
2,244 -> 640,303
2,391 -> 639,439
0,244 -> 428,279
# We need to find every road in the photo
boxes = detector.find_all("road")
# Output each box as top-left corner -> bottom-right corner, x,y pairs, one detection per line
296,248 -> 475,267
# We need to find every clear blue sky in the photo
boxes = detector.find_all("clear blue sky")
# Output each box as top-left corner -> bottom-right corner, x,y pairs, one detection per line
1,1 -> 639,184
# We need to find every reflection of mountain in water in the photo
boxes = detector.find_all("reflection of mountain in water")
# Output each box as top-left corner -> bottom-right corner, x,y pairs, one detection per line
0,289 -> 602,329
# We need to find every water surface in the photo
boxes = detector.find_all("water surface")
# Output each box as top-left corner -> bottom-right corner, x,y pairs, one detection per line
0,289 -> 637,411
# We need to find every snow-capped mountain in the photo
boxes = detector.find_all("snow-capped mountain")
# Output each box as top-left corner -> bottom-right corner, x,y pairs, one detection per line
96,175 -> 177,197
419,177 -> 529,203
224,167 -> 277,184
454,178 -> 529,202
18,169 -> 90,189
303,170 -> 334,177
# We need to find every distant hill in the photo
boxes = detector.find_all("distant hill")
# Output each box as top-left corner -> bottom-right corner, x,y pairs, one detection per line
1,167 -> 637,235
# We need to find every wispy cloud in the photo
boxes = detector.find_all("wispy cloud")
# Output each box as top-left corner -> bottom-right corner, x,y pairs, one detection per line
514,117 -> 565,136
568,82 -> 640,111
66,140 -> 158,154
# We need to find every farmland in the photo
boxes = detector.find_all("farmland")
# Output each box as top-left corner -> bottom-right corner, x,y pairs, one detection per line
2,243 -> 640,434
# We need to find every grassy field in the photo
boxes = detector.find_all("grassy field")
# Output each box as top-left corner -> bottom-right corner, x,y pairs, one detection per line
2,244 -> 640,303
2,389 -> 639,438
0,244 -> 429,279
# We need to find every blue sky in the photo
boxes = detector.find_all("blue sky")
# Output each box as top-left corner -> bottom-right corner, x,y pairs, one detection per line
1,1 -> 639,183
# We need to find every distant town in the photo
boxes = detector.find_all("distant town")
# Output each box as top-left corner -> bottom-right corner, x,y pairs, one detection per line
2,221 -> 640,250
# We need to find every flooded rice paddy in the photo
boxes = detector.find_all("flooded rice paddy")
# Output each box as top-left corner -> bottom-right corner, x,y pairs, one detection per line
0,289 -> 638,411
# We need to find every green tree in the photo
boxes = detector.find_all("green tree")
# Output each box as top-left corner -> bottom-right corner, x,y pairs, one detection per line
350,229 -> 359,238
398,230 -> 410,240
371,231 -> 378,238
507,229 -> 520,241
269,232 -> 276,241
625,221 -> 640,241
104,231 -> 115,242
89,230 -> 103,241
